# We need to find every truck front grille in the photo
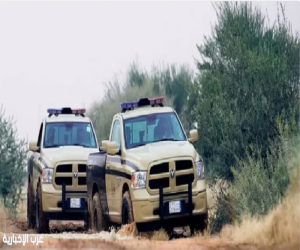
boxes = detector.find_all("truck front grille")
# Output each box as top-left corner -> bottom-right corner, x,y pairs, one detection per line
55,177 -> 72,186
148,159 -> 195,192
149,178 -> 169,189
54,163 -> 87,189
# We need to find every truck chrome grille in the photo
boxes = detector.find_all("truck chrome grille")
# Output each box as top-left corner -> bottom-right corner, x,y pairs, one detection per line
54,163 -> 87,189
148,159 -> 195,193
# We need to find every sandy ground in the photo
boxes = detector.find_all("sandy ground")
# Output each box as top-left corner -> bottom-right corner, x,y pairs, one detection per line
0,186 -> 298,250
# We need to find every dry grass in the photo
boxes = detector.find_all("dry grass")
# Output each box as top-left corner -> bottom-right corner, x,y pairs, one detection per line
0,203 -> 6,233
200,179 -> 229,238
220,152 -> 300,247
206,179 -> 229,210
151,228 -> 169,241
117,222 -> 138,237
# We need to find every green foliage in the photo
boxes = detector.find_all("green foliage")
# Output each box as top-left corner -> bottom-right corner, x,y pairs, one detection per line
210,119 -> 299,233
188,1 -> 300,181
0,105 -> 27,218
150,64 -> 194,130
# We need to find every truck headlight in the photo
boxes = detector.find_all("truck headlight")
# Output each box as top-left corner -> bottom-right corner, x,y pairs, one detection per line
131,171 -> 147,189
195,161 -> 205,180
41,169 -> 53,183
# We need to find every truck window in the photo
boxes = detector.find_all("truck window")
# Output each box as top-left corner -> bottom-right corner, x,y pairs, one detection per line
110,120 -> 121,150
124,112 -> 187,149
43,122 -> 97,148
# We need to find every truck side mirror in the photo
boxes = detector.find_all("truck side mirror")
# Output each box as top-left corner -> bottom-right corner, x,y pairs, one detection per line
106,141 -> 119,156
29,140 -> 39,152
100,140 -> 109,151
188,129 -> 198,144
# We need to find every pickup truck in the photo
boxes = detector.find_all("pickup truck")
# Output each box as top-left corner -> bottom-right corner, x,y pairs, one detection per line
27,107 -> 99,233
86,97 -> 208,235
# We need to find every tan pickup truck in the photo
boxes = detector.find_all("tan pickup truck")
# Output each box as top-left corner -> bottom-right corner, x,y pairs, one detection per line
86,97 -> 208,235
27,107 -> 99,233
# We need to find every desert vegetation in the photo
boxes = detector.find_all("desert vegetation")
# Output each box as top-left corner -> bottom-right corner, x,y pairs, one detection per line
0,2 -> 299,248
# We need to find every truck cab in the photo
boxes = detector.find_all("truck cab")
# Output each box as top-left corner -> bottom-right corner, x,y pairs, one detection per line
86,97 -> 208,235
27,107 -> 99,233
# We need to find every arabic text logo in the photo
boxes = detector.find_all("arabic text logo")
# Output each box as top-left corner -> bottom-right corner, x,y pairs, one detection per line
2,234 -> 43,246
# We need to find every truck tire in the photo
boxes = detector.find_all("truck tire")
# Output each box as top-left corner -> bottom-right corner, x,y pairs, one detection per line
190,212 -> 208,235
35,183 -> 49,233
27,182 -> 35,229
92,192 -> 107,232
84,208 -> 91,231
121,191 -> 134,225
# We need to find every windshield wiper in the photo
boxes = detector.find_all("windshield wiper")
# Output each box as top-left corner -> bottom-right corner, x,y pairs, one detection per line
152,138 -> 181,143
44,144 -> 61,148
71,143 -> 90,148
130,143 -> 147,149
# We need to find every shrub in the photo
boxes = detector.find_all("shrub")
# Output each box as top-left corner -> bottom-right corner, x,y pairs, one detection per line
209,119 -> 299,233
0,105 -> 27,219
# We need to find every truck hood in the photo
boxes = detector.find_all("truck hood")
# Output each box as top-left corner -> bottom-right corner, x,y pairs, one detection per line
125,141 -> 199,171
41,146 -> 99,168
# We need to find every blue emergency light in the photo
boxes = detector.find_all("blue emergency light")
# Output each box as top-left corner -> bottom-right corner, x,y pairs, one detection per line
120,101 -> 138,110
47,108 -> 86,117
47,109 -> 62,115
120,96 -> 165,112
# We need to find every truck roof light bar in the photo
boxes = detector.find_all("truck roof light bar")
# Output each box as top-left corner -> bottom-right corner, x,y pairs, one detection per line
120,96 -> 165,113
47,108 -> 86,117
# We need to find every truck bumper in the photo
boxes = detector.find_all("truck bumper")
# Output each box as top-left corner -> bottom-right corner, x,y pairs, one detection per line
132,181 -> 207,231
42,183 -> 88,221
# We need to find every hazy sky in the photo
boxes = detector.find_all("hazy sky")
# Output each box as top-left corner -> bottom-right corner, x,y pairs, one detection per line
0,1 -> 299,142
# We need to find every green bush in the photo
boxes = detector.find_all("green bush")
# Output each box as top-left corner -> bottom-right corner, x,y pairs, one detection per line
210,119 -> 299,233
0,105 -> 27,219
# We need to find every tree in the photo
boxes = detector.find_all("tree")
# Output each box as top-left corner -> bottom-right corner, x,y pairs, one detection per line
188,2 -> 299,181
150,64 -> 195,130
0,105 -> 28,218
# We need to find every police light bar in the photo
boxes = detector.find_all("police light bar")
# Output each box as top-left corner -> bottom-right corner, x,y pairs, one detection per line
47,109 -> 62,115
120,101 -> 138,110
149,96 -> 165,105
47,108 -> 86,117
120,96 -> 165,112
72,109 -> 86,114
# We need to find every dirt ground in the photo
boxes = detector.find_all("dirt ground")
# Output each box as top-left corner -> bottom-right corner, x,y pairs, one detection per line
0,186 -> 298,250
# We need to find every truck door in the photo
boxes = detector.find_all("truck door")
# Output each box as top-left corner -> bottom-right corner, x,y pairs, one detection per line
106,119 -> 122,221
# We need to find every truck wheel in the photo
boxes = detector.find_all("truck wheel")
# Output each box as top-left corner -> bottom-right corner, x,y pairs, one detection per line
121,191 -> 134,225
190,212 -> 208,235
84,209 -> 91,231
87,198 -> 95,231
35,183 -> 49,233
92,192 -> 107,232
27,182 -> 35,229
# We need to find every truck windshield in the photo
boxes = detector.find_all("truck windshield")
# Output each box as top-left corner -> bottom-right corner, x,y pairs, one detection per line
43,122 -> 97,148
124,112 -> 187,149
